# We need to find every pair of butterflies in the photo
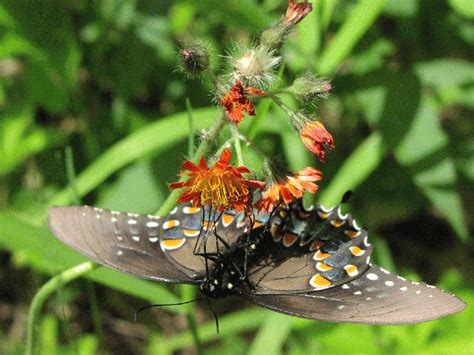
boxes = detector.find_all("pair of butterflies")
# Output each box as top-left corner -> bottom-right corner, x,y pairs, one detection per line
48,199 -> 465,324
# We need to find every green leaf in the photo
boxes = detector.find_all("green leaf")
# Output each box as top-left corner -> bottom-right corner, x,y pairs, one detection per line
415,59 -> 474,87
48,107 -> 218,208
395,97 -> 468,241
448,0 -> 474,19
318,132 -> 385,206
152,308 -> 268,353
248,313 -> 293,355
0,110 -> 60,176
317,0 -> 387,75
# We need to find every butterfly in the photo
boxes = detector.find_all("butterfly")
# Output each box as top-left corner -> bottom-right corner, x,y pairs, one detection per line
48,199 -> 465,324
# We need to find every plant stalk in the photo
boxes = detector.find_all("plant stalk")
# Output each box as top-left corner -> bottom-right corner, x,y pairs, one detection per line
26,262 -> 98,355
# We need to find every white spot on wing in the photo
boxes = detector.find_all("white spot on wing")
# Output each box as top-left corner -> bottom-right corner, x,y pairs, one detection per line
400,286 -> 407,291
352,219 -> 361,231
342,284 -> 350,289
337,207 -> 348,220
132,235 -> 140,242
366,273 -> 378,281
146,221 -> 159,228
385,281 -> 394,287
380,268 -> 390,274
354,291 -> 362,295
319,205 -> 332,213
127,219 -> 137,225
170,207 -> 178,215
148,237 -> 158,243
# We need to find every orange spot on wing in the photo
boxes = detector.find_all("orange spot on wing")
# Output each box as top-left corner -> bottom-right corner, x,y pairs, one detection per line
160,238 -> 186,250
222,213 -> 235,227
330,219 -> 345,228
183,229 -> 200,237
309,274 -> 332,288
316,262 -> 333,271
313,250 -> 331,260
252,221 -> 264,229
317,211 -> 329,219
349,246 -> 365,256
163,220 -> 180,229
345,230 -> 360,238
183,206 -> 201,214
282,233 -> 298,247
344,264 -> 359,277
309,240 -> 325,251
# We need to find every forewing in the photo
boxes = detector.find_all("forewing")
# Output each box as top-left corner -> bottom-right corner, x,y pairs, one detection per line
242,265 -> 465,324
48,206 -> 198,283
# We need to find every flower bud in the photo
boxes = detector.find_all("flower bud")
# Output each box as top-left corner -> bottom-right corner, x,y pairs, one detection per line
178,44 -> 210,78
287,111 -> 335,161
284,0 -> 313,26
260,1 -> 313,50
287,73 -> 332,104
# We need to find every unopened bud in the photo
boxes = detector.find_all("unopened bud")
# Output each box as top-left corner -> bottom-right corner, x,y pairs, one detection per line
179,44 -> 210,78
260,1 -> 313,50
287,73 -> 332,104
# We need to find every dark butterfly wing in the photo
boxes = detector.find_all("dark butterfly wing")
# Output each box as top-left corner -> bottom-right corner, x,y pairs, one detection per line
247,205 -> 373,294
157,206 -> 258,276
48,206 -> 199,283
241,265 -> 466,324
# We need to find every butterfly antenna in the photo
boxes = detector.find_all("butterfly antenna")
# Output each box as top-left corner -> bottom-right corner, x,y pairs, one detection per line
134,299 -> 198,322
206,299 -> 220,334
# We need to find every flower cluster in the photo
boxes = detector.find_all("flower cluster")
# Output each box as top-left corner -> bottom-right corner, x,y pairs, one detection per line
171,1 -> 336,216
171,150 -> 321,213
170,148 -> 264,212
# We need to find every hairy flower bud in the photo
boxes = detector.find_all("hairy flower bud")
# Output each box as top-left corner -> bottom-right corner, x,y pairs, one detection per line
260,1 -> 313,50
178,44 -> 210,78
287,73 -> 332,104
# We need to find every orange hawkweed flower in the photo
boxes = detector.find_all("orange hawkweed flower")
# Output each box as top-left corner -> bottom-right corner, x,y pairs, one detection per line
220,81 -> 266,125
299,121 -> 335,162
284,0 -> 313,26
255,167 -> 322,213
169,148 -> 265,212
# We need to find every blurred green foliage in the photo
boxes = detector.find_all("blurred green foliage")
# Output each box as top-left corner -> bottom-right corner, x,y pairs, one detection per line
0,0 -> 472,354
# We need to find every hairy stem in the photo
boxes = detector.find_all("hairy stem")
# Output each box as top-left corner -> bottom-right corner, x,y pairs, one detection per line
230,124 -> 244,166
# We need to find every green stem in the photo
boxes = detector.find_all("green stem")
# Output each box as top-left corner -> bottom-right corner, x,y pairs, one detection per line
86,281 -> 104,347
185,98 -> 195,158
230,124 -> 244,166
155,113 -> 227,216
65,146 -> 81,205
0,175 -> 8,208
26,262 -> 98,355
180,285 -> 201,353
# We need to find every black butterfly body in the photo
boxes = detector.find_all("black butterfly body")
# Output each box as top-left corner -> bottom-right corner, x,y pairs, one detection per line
48,200 -> 465,324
